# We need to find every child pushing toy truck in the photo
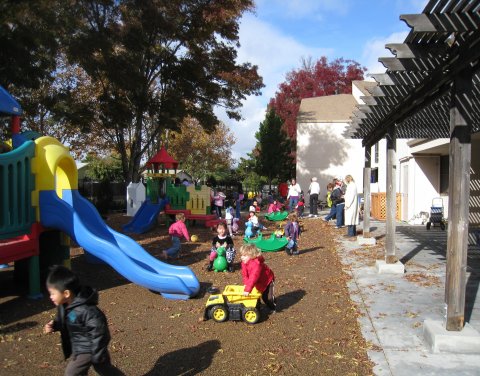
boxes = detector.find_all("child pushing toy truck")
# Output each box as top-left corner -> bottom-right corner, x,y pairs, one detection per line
204,244 -> 276,324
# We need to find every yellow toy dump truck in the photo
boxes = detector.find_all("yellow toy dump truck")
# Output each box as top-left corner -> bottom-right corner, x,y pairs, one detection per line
204,285 -> 262,324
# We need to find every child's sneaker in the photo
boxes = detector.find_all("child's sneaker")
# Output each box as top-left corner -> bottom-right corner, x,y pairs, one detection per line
292,251 -> 300,256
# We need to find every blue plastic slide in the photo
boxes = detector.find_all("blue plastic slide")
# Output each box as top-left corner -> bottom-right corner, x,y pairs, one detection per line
123,199 -> 168,234
39,190 -> 199,300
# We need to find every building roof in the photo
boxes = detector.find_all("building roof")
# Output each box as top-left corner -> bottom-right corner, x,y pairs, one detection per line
352,80 -> 377,96
297,94 -> 358,123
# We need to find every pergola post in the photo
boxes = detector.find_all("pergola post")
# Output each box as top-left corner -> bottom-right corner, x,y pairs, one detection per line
445,69 -> 472,331
363,146 -> 372,237
385,126 -> 397,264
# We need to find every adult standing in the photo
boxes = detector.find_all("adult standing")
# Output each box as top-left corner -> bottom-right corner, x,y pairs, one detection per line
308,177 -> 320,217
344,175 -> 359,237
330,178 -> 345,228
287,178 -> 302,212
278,182 -> 288,202
233,186 -> 243,219
323,182 -> 336,222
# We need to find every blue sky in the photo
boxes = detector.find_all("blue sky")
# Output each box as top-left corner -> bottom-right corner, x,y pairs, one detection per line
217,0 -> 428,162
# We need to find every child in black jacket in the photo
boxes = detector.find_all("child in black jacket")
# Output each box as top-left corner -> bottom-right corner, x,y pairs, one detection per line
207,222 -> 236,272
44,265 -> 123,376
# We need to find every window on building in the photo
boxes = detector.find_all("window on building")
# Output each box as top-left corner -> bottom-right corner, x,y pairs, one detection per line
374,142 -> 379,164
440,155 -> 449,194
371,167 -> 379,183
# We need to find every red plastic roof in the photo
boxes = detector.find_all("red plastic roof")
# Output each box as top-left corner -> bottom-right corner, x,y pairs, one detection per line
146,146 -> 179,169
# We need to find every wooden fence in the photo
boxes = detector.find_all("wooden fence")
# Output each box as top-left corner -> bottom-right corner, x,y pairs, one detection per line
371,193 -> 403,221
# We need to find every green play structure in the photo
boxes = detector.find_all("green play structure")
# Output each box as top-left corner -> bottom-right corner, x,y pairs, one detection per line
1,86 -> 70,298
265,211 -> 289,221
0,140 -> 36,239
243,233 -> 288,252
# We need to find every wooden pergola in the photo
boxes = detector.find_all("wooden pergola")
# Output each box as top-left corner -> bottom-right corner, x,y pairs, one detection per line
345,0 -> 480,331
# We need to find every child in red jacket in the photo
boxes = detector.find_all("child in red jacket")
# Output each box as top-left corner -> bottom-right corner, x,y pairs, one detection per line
240,244 -> 276,312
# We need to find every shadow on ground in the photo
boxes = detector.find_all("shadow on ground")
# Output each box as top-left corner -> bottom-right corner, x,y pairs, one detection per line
300,246 -> 324,255
276,289 -> 306,312
143,340 -> 220,376
397,225 -> 480,324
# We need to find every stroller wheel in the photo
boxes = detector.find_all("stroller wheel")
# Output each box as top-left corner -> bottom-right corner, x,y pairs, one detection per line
426,222 -> 431,230
440,222 -> 446,231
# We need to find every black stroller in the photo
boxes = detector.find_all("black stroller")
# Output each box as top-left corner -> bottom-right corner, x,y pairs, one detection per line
426,197 -> 446,230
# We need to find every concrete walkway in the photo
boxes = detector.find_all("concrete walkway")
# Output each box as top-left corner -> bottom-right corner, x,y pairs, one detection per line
333,219 -> 480,376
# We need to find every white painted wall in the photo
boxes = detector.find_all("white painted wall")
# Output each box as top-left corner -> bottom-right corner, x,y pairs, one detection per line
296,122 -> 365,202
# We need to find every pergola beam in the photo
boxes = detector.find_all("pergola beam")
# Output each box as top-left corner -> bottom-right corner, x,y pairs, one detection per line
386,43 -> 447,59
379,56 -> 442,72
400,12 -> 480,33
363,31 -> 480,147
445,68 -> 473,331
385,125 -> 397,264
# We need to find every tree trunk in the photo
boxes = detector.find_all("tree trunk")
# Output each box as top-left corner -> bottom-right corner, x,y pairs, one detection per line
128,110 -> 145,183
117,131 -> 130,183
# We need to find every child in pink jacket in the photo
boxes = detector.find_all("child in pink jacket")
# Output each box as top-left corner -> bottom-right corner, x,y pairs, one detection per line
163,213 -> 190,259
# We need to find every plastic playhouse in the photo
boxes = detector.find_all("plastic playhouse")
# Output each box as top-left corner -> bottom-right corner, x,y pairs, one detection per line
163,180 -> 223,229
204,285 -> 262,324
125,145 -> 223,232
0,86 -> 199,300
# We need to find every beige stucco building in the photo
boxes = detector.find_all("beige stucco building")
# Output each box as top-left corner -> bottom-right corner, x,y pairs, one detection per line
296,80 -> 480,231
296,81 -> 378,200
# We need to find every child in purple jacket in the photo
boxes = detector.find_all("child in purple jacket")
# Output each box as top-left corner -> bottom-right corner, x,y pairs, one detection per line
284,212 -> 301,256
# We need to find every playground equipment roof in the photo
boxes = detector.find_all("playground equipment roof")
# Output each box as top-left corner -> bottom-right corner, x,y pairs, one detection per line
344,0 -> 480,146
146,146 -> 179,170
0,86 -> 22,116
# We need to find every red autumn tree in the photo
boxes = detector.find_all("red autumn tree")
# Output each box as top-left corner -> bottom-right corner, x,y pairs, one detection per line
269,56 -> 366,140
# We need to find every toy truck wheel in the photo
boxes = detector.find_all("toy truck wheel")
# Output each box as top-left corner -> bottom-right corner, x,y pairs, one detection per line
426,222 -> 431,230
209,305 -> 228,322
242,308 -> 260,324
440,222 -> 446,231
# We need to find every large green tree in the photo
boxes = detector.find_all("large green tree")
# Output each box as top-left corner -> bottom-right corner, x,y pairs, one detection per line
62,0 -> 263,183
0,2 -> 114,158
236,153 -> 265,193
0,0 -> 61,91
255,109 -> 293,188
